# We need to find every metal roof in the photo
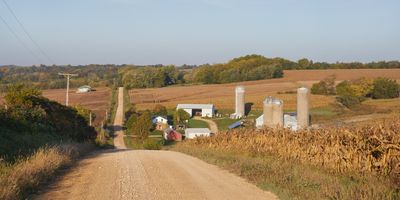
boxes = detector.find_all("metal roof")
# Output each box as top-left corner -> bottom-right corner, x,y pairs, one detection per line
228,121 -> 242,129
185,128 -> 211,134
177,104 -> 214,110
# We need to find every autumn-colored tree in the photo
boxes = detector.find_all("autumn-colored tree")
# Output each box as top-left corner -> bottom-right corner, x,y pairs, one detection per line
153,104 -> 168,116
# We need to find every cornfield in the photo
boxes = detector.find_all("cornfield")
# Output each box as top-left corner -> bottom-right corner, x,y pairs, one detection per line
185,118 -> 400,176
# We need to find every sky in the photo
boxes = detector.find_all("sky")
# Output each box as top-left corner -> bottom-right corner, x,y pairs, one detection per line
0,0 -> 399,66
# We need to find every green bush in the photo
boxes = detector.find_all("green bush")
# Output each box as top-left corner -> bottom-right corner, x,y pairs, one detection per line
311,76 -> 336,95
142,139 -> 163,150
336,95 -> 362,108
371,78 -> 400,99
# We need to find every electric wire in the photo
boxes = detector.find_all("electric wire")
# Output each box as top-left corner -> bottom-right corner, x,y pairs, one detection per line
0,13 -> 42,63
2,0 -> 55,64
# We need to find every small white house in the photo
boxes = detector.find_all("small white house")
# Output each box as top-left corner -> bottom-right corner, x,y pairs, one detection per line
152,116 -> 168,124
176,104 -> 215,118
77,85 -> 92,93
185,128 -> 211,139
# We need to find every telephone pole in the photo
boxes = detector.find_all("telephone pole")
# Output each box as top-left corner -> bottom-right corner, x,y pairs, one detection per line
58,73 -> 78,106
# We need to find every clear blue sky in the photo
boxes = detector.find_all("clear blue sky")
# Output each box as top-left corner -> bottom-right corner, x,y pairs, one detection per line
0,0 -> 399,66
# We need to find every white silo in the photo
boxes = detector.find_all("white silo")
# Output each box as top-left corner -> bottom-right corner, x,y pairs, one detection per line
272,99 -> 284,127
235,86 -> 245,118
297,87 -> 310,129
263,97 -> 274,127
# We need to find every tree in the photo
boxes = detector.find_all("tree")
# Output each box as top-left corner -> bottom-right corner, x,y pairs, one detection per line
133,111 -> 152,140
311,75 -> 336,95
371,78 -> 400,99
74,105 -> 95,125
153,104 -> 168,116
298,58 -> 312,69
173,109 -> 190,126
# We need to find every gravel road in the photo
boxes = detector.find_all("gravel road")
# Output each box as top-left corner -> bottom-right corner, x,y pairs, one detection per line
36,87 -> 277,200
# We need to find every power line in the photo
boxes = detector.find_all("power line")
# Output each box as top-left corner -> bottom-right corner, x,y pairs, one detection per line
0,13 -> 42,64
2,0 -> 55,64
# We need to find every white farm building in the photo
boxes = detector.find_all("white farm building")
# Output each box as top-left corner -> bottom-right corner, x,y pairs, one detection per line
77,85 -> 92,93
256,113 -> 299,131
176,104 -> 215,118
185,128 -> 212,139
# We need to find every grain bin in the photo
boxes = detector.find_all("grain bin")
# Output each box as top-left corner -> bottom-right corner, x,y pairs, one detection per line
297,87 -> 310,129
272,99 -> 284,127
263,97 -> 274,127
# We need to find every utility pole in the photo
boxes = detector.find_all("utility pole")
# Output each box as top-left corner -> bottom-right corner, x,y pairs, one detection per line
58,73 -> 78,106
89,111 -> 92,126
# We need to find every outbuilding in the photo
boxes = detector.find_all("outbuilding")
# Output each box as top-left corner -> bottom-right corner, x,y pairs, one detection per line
185,128 -> 212,139
176,104 -> 215,118
164,128 -> 182,141
77,85 -> 92,93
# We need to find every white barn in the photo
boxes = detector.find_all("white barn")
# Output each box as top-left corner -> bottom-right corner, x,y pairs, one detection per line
185,128 -> 212,139
176,104 -> 215,118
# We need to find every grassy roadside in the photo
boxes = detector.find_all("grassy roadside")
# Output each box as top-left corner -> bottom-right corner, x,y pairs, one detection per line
171,145 -> 398,200
0,143 -> 95,200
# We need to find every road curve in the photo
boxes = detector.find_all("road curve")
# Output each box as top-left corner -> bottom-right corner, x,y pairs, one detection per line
113,87 -> 126,149
36,150 -> 276,200
193,116 -> 219,133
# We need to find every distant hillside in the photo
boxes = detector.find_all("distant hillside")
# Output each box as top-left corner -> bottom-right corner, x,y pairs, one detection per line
1,55 -> 399,90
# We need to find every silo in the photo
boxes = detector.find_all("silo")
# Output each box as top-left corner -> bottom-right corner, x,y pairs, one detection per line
297,87 -> 310,129
272,99 -> 284,127
263,97 -> 274,127
235,86 -> 245,118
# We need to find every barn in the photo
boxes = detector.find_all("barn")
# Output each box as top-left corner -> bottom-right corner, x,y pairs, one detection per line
176,104 -> 215,117
164,128 -> 182,141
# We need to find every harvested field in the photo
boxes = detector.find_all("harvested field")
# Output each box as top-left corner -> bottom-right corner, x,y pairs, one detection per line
0,87 -> 111,127
130,69 -> 400,111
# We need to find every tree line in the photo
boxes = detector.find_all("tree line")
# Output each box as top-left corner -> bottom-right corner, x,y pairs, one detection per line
1,55 -> 400,90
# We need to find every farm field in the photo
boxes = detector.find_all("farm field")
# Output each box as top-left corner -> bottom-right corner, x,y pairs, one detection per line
129,69 -> 400,111
0,87 -> 111,126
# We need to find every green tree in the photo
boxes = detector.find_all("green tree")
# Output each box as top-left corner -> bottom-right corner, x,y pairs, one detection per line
133,111 -> 153,140
371,78 -> 400,99
153,104 -> 168,116
74,105 -> 96,125
311,75 -> 336,95
174,109 -> 190,126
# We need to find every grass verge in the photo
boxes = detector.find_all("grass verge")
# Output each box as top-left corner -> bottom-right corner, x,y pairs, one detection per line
0,143 -> 95,200
188,119 -> 209,128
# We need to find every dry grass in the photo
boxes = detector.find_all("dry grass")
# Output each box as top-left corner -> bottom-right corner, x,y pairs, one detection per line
130,69 -> 400,111
0,143 -> 94,200
172,117 -> 400,199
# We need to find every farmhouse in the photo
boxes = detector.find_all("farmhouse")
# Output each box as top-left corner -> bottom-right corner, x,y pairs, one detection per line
164,128 -> 182,141
176,104 -> 215,117
185,128 -> 212,139
152,115 -> 170,130
77,85 -> 92,93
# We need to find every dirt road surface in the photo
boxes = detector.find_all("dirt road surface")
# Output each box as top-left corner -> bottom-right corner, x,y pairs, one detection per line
113,87 -> 126,149
194,116 -> 219,133
37,87 -> 276,200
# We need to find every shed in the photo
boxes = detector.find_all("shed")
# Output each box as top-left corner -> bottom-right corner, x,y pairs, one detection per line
185,128 -> 211,139
256,113 -> 299,131
176,104 -> 215,118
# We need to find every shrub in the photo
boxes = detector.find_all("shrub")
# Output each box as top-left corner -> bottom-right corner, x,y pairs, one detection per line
336,94 -> 362,108
310,75 -> 336,95
372,78 -> 400,99
142,139 -> 163,150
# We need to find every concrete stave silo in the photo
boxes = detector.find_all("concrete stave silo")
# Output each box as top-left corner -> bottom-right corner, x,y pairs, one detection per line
235,86 -> 245,118
297,87 -> 310,129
